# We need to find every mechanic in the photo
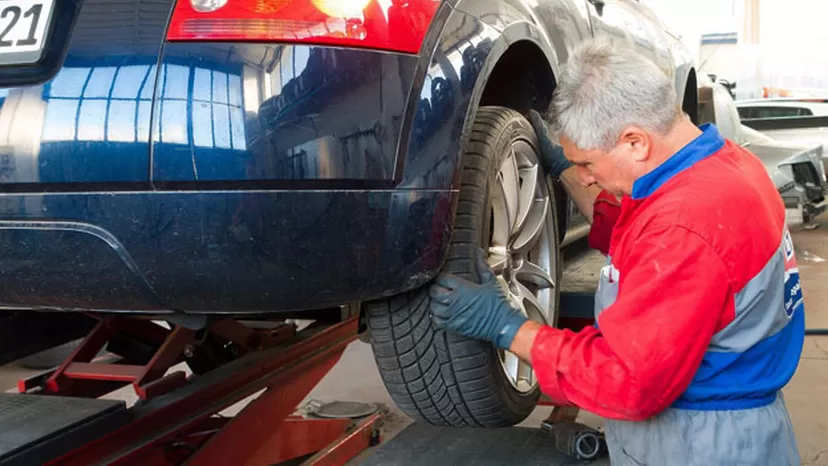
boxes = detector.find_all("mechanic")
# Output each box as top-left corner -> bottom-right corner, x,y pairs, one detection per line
429,38 -> 804,465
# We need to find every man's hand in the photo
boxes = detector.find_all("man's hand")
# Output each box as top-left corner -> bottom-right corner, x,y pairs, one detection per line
429,250 -> 528,350
528,110 -> 571,178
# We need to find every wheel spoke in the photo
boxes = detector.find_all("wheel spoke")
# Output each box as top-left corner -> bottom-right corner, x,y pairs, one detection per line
515,280 -> 546,324
515,164 -> 539,235
498,153 -> 520,235
503,351 -> 521,382
515,259 -> 555,290
517,359 -> 534,391
488,246 -> 508,274
512,197 -> 549,254
491,190 -> 510,250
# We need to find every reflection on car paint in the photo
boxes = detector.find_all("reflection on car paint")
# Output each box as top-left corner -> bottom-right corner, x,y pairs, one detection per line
0,0 -> 174,185
398,14 -> 501,189
43,65 -> 155,144
153,43 -> 416,183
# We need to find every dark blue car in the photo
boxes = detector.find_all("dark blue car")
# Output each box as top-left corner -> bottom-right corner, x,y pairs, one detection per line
0,0 -> 698,426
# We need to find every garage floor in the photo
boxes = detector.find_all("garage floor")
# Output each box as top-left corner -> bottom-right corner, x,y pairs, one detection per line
1,213 -> 827,465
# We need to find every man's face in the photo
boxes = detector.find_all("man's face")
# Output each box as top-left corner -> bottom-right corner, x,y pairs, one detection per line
560,129 -> 650,197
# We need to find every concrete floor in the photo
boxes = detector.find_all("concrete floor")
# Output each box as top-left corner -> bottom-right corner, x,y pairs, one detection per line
1,213 -> 828,464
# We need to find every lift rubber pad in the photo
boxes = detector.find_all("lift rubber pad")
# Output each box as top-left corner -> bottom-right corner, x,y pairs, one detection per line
0,394 -> 128,466
360,423 -> 610,465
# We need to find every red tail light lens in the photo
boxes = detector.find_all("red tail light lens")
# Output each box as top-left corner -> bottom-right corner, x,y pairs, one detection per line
167,0 -> 442,54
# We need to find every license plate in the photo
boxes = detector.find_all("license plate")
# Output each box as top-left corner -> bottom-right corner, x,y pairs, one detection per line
0,0 -> 55,66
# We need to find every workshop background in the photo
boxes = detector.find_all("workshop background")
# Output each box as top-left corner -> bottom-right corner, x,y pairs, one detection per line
0,0 -> 826,464
648,0 -> 828,99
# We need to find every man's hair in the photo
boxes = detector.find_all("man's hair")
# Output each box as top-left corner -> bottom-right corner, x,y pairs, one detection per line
550,37 -> 682,151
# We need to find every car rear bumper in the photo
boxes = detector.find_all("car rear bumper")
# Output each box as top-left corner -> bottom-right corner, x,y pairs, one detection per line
0,189 -> 455,314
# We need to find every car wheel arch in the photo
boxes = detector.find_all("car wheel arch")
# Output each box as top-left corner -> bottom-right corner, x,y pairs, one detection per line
681,67 -> 700,125
452,29 -> 567,235
461,22 -> 561,133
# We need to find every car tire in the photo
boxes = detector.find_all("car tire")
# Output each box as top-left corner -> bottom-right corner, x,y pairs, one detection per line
365,106 -> 562,427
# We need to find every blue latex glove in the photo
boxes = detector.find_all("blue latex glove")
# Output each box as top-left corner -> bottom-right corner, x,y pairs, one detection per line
429,250 -> 528,350
528,110 -> 571,178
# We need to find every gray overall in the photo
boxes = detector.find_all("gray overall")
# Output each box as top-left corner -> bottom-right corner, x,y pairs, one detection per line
593,257 -> 801,466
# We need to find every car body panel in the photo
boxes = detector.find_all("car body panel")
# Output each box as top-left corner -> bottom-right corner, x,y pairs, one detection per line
152,43 -> 416,184
0,6 -> 463,313
395,5 -> 496,189
588,0 -> 674,81
0,0 -> 696,314
453,0 -> 593,61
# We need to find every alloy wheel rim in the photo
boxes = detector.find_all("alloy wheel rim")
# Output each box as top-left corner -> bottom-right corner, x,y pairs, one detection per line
488,142 -> 558,393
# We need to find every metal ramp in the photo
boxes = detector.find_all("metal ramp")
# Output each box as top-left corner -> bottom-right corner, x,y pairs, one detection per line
0,394 -> 127,466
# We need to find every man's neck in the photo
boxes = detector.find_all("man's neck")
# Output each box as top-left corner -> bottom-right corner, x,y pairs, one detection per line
645,118 -> 704,171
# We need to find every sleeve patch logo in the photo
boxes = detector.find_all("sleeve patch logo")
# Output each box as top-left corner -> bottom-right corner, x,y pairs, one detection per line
784,271 -> 803,318
783,229 -> 795,262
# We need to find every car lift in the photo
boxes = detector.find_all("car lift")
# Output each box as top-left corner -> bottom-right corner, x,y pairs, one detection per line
3,311 -> 384,466
0,256 -> 603,466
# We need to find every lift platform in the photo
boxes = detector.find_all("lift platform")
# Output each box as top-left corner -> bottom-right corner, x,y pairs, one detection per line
0,246 -> 604,466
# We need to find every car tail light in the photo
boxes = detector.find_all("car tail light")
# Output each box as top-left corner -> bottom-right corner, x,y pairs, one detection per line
167,0 -> 442,54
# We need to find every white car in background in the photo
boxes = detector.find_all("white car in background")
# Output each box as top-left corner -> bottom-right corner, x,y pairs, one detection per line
736,98 -> 828,174
700,82 -> 828,226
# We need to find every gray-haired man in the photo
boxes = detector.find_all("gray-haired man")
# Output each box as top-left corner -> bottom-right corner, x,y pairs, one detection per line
429,38 -> 803,465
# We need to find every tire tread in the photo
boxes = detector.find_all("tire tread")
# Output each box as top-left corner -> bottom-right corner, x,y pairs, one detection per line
365,106 -> 556,427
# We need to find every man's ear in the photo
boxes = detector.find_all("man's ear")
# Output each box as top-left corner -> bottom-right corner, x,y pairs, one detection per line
618,126 -> 650,162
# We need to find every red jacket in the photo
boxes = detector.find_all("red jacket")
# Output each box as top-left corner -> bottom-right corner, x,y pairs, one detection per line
531,124 -> 805,420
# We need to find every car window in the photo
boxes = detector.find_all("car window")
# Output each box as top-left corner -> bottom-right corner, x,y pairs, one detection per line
737,106 -> 813,119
